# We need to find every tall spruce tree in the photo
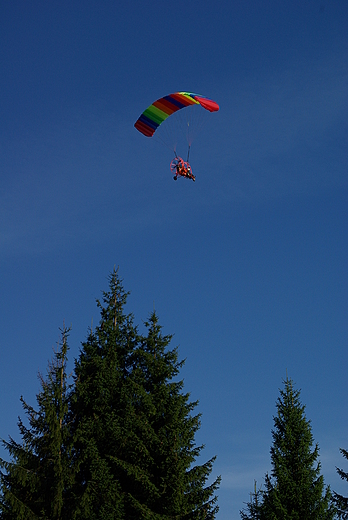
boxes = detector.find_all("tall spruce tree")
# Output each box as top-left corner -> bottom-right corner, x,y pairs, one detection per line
241,377 -> 334,520
69,270 -> 138,519
333,448 -> 348,518
0,326 -> 72,520
128,311 -> 220,518
70,268 -> 220,519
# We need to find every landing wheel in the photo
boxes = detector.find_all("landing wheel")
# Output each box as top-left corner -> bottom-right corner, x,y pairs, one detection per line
173,176 -> 178,181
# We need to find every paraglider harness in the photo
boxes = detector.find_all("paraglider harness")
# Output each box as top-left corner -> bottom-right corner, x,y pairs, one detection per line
170,147 -> 195,182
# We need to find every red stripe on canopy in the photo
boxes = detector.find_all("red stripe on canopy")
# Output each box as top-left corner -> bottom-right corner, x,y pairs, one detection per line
153,99 -> 177,115
134,120 -> 154,137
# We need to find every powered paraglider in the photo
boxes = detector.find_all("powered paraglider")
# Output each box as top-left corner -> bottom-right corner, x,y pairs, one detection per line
134,92 -> 219,181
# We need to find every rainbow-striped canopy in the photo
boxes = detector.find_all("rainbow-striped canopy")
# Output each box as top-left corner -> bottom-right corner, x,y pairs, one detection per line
134,92 -> 219,137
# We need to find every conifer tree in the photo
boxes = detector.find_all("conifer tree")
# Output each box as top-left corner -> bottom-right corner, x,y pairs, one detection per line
240,377 -> 335,520
333,448 -> 348,518
0,326 -> 72,520
127,311 -> 220,518
240,481 -> 263,520
70,268 -> 220,519
69,269 -> 138,519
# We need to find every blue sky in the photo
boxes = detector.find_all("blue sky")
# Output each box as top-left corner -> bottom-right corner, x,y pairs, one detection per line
0,1 -> 347,518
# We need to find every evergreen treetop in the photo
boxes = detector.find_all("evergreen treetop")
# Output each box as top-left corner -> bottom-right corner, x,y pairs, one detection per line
241,377 -> 335,520
0,326 -> 72,520
70,268 -> 220,519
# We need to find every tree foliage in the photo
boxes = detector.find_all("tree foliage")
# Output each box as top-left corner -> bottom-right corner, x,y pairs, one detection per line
70,268 -> 220,519
240,377 -> 335,520
0,269 -> 220,519
333,448 -> 348,519
0,326 -> 72,520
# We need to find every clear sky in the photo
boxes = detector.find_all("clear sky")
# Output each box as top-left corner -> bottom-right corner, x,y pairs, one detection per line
0,1 -> 347,518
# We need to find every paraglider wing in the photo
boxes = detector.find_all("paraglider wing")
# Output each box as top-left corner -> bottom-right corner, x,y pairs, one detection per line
134,92 -> 219,137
